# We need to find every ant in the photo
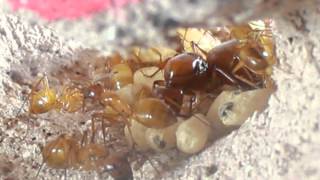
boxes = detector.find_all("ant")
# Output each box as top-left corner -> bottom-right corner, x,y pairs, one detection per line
19,75 -> 85,116
37,131 -> 133,180
91,90 -> 177,130
146,22 -> 275,117
25,53 -> 135,115
140,40 -> 240,117
208,21 -> 276,88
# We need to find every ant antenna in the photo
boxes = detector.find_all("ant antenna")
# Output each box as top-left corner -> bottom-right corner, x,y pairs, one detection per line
15,96 -> 27,117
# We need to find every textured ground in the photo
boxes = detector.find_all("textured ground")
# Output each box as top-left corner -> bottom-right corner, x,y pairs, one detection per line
1,0 -> 320,180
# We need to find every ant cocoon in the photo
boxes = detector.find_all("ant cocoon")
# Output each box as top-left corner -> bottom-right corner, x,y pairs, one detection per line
206,88 -> 274,126
176,114 -> 211,154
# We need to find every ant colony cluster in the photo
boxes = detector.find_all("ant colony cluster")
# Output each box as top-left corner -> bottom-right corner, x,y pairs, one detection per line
23,19 -> 276,179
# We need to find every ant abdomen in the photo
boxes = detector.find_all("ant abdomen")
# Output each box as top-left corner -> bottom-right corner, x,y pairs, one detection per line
41,134 -> 78,169
133,98 -> 177,129
164,53 -> 209,89
29,76 -> 57,114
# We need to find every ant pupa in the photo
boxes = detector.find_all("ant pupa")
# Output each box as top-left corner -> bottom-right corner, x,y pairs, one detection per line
37,130 -> 133,180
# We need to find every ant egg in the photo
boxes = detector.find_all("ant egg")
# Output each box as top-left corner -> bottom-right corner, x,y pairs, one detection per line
177,28 -> 220,57
124,118 -> 150,151
133,66 -> 164,90
206,88 -> 274,126
176,114 -> 210,154
131,46 -> 177,64
145,122 -> 180,152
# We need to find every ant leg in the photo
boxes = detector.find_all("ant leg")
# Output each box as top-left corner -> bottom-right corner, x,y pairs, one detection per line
141,48 -> 166,78
81,130 -> 88,147
179,90 -> 196,117
144,155 -> 161,176
132,50 -> 162,78
230,58 -> 258,86
190,41 -> 208,57
91,116 -> 97,143
153,80 -> 195,117
215,68 -> 239,86
101,120 -> 107,145
218,67 -> 258,88
90,112 -> 114,143
16,95 -> 29,117
234,74 -> 259,88
132,48 -> 144,64
241,67 -> 255,82
167,90 -> 195,117
35,161 -> 45,179
141,67 -> 162,78
231,61 -> 245,74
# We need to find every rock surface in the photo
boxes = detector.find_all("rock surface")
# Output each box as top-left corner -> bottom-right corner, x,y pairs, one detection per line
0,0 -> 320,179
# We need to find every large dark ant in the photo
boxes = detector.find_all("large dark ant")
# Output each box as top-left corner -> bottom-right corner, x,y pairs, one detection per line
147,22 -> 275,117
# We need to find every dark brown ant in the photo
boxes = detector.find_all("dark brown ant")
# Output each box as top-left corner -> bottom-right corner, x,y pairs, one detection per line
144,40 -> 240,117
208,22 -> 276,88
149,23 -> 275,116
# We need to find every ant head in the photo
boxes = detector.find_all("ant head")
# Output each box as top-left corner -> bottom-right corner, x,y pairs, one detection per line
84,83 -> 104,100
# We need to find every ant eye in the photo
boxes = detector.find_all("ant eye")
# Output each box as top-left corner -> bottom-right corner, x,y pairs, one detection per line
192,57 -> 208,75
